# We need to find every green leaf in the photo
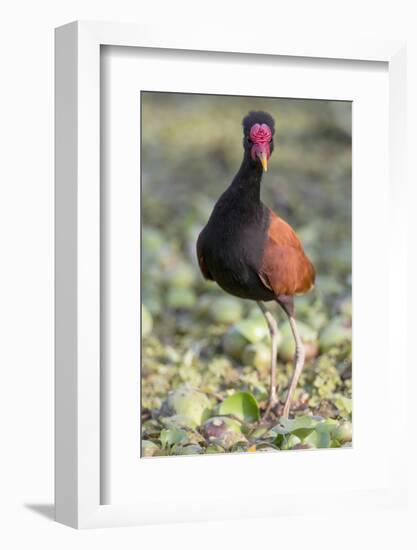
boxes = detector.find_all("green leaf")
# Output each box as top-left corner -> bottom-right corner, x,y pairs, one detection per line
160,414 -> 199,430
166,287 -> 196,309
218,391 -> 260,422
163,262 -> 196,289
280,434 -> 301,450
333,421 -> 352,444
141,305 -> 153,338
316,419 -> 339,435
141,440 -> 160,457
277,415 -> 319,441
242,343 -> 271,371
319,322 -> 351,352
249,425 -> 270,440
279,320 -> 318,343
304,428 -> 331,448
206,444 -> 226,454
334,395 -> 353,416
166,386 -> 212,428
142,226 -> 164,254
233,319 -> 270,344
159,428 -> 188,449
278,321 -> 318,362
172,444 -> 203,455
208,296 -> 243,324
222,328 -> 248,360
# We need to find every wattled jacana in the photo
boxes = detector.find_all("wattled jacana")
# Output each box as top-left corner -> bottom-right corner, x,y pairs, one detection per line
196,111 -> 315,419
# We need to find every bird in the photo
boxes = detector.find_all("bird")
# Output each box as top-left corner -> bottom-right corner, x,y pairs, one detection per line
196,111 -> 315,420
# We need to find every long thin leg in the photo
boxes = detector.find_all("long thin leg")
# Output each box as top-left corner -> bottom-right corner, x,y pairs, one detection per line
257,301 -> 279,417
281,313 -> 305,420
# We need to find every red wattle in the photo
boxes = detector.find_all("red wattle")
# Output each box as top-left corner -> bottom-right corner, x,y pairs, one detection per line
251,141 -> 271,161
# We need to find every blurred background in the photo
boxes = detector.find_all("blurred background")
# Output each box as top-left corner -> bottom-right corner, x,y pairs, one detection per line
141,92 -> 352,456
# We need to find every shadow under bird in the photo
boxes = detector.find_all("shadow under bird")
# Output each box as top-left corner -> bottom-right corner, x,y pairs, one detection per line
196,111 -> 315,419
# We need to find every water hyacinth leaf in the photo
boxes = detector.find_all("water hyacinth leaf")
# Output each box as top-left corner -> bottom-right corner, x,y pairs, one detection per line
273,432 -> 285,447
338,297 -> 352,319
278,335 -> 319,363
141,305 -> 153,338
164,262 -> 196,289
293,294 -> 327,329
248,306 -> 269,321
233,318 -> 270,344
206,444 -> 226,454
291,443 -> 314,450
304,428 -> 331,448
242,343 -> 271,371
316,418 -> 339,435
306,310 -> 329,332
218,391 -> 260,422
165,386 -> 212,428
160,428 -> 188,449
280,434 -> 301,450
142,288 -> 162,316
315,275 -> 344,296
334,394 -> 353,416
249,425 -> 270,440
272,424 -> 290,436
141,440 -> 160,457
333,421 -> 352,444
166,287 -> 197,309
230,442 -> 250,453
278,415 -> 319,440
142,419 -> 164,440
153,448 -> 169,457
160,414 -> 198,430
278,321 -> 318,362
195,293 -> 215,317
222,328 -> 249,360
279,320 -> 318,343
319,322 -> 352,352
173,444 -> 203,455
256,442 -> 280,452
142,226 -> 164,254
208,296 -> 243,324
296,223 -> 321,249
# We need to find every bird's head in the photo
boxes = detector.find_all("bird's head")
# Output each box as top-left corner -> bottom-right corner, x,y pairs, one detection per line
242,111 -> 275,172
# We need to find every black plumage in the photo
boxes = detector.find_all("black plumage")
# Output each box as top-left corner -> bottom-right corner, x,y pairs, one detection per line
196,111 -> 315,419
197,112 -> 276,301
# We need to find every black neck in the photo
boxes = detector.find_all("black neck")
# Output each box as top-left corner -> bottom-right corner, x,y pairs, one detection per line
230,153 -> 263,205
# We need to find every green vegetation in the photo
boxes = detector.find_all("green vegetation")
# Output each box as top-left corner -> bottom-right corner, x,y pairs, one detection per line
141,92 -> 352,456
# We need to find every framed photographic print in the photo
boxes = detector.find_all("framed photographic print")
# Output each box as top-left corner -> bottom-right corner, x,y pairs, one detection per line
55,21 -> 407,528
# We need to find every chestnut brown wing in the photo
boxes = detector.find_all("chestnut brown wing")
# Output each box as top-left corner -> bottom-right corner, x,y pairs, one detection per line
259,210 -> 315,296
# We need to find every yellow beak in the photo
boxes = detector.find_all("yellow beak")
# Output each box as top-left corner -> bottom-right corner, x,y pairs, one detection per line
258,151 -> 268,172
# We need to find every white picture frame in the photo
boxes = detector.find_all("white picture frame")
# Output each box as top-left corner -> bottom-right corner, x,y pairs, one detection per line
55,21 -> 407,529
